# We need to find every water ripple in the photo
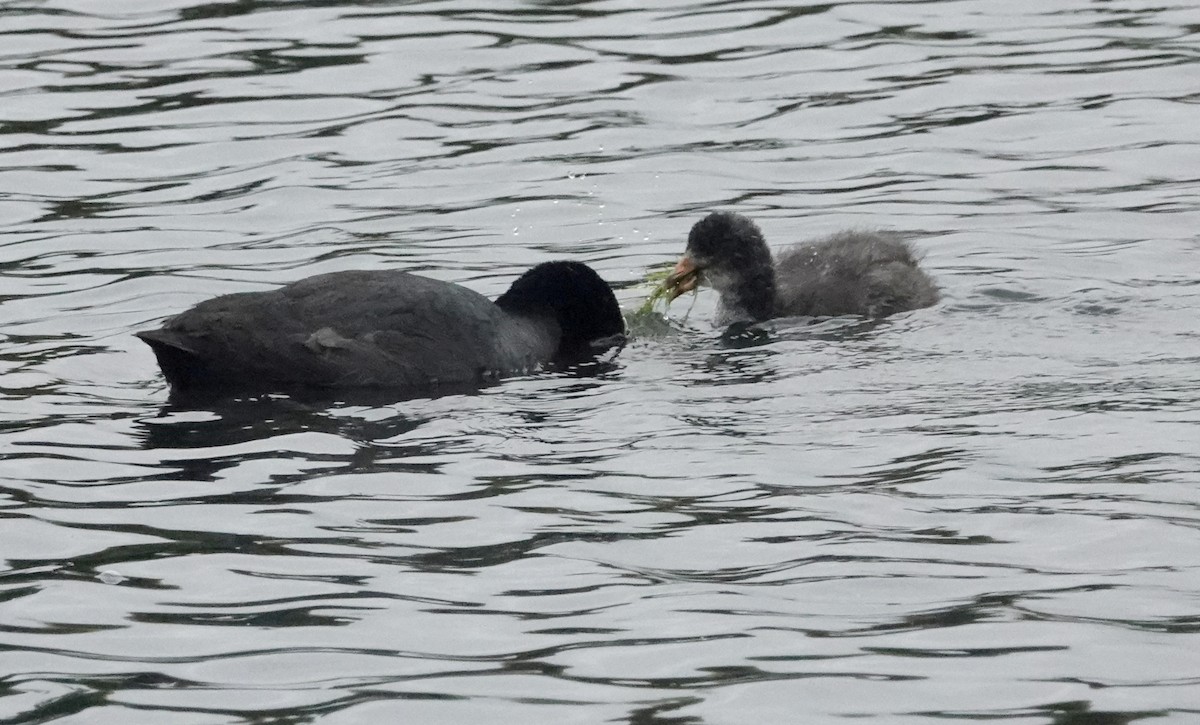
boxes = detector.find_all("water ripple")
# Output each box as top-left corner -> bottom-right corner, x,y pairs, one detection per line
3,0 -> 1200,722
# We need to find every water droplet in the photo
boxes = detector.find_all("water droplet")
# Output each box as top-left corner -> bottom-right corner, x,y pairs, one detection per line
98,570 -> 125,585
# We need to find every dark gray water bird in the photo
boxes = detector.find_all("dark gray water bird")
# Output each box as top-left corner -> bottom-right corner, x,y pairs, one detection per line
137,261 -> 625,393
664,212 -> 939,324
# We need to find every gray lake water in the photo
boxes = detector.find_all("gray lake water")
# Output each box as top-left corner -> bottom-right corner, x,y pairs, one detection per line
3,1 -> 1200,723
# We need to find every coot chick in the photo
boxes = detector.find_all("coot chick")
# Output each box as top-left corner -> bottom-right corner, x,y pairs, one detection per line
665,212 -> 939,324
137,261 -> 625,393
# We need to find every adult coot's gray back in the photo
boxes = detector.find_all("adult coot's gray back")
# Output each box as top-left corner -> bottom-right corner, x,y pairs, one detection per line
137,260 -> 624,393
664,212 -> 939,324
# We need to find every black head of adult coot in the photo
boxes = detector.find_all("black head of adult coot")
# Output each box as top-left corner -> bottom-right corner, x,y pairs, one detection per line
137,260 -> 625,394
664,211 -> 939,324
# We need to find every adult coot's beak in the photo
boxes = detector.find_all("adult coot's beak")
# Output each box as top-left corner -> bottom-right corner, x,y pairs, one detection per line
663,255 -> 700,301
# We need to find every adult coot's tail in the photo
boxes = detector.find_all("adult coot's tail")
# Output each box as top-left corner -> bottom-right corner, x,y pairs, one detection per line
136,329 -> 225,391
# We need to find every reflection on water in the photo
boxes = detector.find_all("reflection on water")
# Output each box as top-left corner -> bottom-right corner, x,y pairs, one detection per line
3,0 -> 1200,722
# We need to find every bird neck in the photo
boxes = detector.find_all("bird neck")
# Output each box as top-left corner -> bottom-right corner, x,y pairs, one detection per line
720,266 -> 776,323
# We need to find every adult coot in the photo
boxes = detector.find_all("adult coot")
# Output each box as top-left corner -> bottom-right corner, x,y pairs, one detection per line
664,212 -> 939,324
137,261 -> 624,393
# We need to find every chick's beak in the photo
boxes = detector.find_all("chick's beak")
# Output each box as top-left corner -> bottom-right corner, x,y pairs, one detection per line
664,255 -> 699,301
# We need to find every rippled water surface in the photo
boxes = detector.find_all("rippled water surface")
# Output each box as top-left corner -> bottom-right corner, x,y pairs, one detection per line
3,1 -> 1200,722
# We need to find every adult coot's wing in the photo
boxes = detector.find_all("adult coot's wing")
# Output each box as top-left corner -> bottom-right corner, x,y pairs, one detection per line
138,270 -> 505,390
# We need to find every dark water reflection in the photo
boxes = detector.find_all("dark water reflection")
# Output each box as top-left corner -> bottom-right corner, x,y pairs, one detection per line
4,0 -> 1200,723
